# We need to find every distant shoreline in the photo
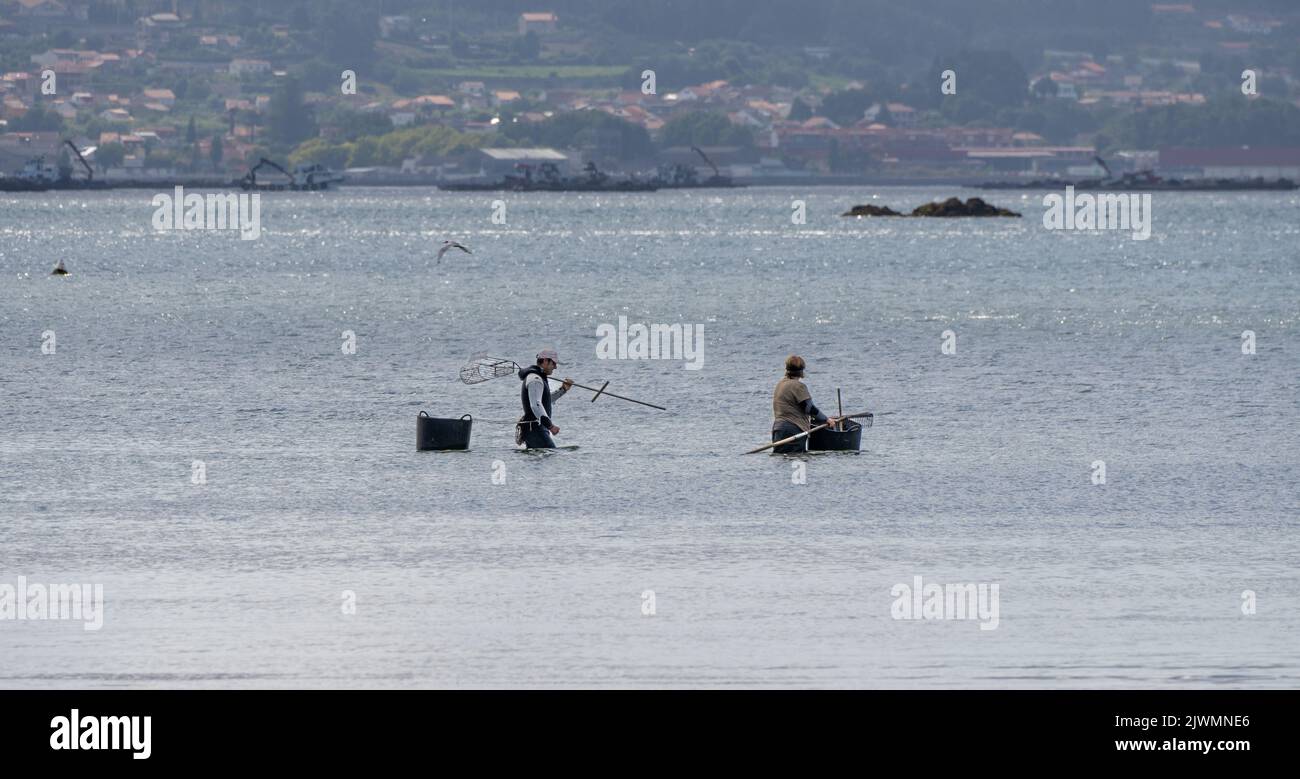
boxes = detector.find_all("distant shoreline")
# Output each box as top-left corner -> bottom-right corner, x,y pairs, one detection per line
5,176 -> 1295,192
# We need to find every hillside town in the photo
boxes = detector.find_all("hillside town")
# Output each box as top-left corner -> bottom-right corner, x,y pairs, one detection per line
2,0 -> 1300,185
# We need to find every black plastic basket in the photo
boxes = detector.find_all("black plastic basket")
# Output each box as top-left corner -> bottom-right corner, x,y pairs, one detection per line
416,412 -> 473,451
808,417 -> 865,451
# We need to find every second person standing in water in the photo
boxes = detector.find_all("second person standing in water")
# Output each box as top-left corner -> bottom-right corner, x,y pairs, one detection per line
771,355 -> 840,453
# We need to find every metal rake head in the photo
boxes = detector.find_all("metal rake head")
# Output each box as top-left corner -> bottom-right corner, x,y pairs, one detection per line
459,354 -> 521,385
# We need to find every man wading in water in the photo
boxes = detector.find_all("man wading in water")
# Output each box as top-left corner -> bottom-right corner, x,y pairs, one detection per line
517,348 -> 574,449
771,355 -> 841,453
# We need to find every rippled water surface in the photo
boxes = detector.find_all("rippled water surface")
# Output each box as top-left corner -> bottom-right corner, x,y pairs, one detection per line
1,187 -> 1297,687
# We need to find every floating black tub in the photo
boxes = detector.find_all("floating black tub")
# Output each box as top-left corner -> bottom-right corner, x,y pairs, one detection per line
417,412 -> 473,451
807,417 -> 866,451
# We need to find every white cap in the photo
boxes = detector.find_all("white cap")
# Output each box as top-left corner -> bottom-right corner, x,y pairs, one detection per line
537,348 -> 560,364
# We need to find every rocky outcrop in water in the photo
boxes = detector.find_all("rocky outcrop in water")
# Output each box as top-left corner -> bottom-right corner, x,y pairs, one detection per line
842,197 -> 1021,217
910,197 -> 1020,217
841,204 -> 904,217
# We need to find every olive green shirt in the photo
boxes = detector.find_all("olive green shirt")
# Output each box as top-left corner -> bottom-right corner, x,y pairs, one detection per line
773,377 -> 813,432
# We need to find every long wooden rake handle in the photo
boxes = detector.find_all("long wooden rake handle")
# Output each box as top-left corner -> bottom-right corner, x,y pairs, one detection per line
745,412 -> 873,454
550,376 -> 666,411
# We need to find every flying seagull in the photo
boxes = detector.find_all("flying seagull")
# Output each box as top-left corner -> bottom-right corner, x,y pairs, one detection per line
51,260 -> 69,276
437,240 -> 472,264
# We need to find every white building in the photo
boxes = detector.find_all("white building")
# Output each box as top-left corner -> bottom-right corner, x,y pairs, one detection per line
229,59 -> 272,77
518,12 -> 558,35
479,147 -> 568,176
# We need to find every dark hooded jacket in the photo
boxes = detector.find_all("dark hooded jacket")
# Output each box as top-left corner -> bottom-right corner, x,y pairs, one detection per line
519,364 -> 554,428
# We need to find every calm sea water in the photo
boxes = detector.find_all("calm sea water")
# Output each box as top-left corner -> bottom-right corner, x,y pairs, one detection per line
1,186 -> 1297,688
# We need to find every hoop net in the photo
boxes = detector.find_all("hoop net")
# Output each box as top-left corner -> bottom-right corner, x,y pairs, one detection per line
459,354 -> 520,385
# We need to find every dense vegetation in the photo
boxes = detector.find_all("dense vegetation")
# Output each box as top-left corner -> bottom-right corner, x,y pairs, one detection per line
288,124 -> 492,168
1097,97 -> 1300,149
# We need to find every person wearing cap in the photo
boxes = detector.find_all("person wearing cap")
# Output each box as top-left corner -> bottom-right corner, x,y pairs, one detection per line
771,355 -> 840,453
516,348 -> 574,449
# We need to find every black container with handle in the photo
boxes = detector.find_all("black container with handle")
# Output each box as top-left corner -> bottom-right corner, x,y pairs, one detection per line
807,417 -> 863,451
417,412 -> 473,451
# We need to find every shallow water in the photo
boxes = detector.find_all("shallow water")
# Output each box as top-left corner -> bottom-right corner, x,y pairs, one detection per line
1,186 -> 1297,688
